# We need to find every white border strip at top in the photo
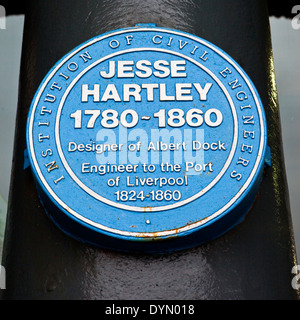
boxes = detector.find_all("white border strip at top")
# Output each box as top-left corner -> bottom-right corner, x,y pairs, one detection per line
28,27 -> 266,238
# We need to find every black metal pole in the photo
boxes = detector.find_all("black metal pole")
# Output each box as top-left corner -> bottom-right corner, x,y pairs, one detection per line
1,0 -> 299,299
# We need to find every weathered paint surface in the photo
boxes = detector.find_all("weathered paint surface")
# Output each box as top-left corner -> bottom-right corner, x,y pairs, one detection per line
1,0 -> 299,299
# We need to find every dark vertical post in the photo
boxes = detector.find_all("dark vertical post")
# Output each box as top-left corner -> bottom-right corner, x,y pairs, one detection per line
1,0 -> 299,299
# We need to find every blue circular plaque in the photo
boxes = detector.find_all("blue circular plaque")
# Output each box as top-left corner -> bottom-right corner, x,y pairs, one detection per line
26,25 -> 267,253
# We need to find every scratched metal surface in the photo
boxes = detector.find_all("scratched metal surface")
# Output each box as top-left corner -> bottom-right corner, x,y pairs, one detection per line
1,0 -> 299,299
